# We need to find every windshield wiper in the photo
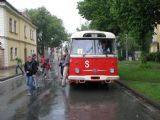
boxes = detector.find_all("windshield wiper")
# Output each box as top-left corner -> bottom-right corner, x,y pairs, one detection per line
83,47 -> 93,57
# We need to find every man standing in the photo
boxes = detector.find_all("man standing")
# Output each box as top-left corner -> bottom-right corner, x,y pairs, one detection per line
24,56 -> 36,95
15,57 -> 24,74
32,54 -> 39,88
59,54 -> 66,78
61,49 -> 70,87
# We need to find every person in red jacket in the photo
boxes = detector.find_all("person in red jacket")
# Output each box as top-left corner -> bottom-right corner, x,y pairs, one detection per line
43,58 -> 51,79
40,55 -> 46,73
40,55 -> 46,64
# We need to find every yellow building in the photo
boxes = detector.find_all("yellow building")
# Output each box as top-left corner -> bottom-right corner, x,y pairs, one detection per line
150,25 -> 160,53
0,0 -> 37,68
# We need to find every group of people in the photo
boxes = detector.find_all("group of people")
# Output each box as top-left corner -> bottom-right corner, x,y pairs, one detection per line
15,49 -> 69,95
16,54 -> 51,95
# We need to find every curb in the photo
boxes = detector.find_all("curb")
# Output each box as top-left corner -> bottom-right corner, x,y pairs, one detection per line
115,80 -> 160,110
0,73 -> 22,81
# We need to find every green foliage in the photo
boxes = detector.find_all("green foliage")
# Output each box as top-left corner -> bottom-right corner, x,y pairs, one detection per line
119,61 -> 160,102
139,62 -> 151,69
126,81 -> 160,102
118,56 -> 124,61
119,32 -> 139,56
77,0 -> 160,62
146,52 -> 160,62
119,61 -> 160,82
76,22 -> 90,31
77,0 -> 120,34
27,7 -> 68,55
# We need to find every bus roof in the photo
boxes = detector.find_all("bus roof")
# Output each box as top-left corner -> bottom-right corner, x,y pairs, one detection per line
71,30 -> 116,39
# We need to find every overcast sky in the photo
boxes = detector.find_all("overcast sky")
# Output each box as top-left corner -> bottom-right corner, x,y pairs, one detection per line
7,0 -> 86,33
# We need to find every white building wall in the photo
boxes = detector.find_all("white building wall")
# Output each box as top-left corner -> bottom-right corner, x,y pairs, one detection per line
0,7 -> 9,67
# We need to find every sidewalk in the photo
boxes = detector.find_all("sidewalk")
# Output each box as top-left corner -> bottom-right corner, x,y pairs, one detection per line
0,67 -> 23,80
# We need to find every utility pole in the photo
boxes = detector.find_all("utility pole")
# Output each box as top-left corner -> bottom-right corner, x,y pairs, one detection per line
125,34 -> 128,61
121,48 -> 123,57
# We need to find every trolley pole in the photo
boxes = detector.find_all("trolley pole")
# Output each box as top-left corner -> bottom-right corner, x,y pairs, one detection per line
125,34 -> 128,61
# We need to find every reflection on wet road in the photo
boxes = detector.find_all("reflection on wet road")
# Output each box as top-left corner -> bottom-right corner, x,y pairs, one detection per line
0,74 -> 159,120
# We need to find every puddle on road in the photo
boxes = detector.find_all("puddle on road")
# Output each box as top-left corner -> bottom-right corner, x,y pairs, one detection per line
0,70 -> 61,120
0,72 -> 159,120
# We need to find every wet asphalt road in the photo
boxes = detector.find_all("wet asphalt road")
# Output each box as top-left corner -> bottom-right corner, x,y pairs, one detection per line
0,69 -> 160,120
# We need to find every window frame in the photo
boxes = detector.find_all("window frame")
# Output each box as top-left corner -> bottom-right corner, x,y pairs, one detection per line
14,20 -> 17,33
9,18 -> 12,32
10,47 -> 13,60
30,29 -> 33,40
71,38 -> 116,55
24,25 -> 27,38
15,48 -> 17,57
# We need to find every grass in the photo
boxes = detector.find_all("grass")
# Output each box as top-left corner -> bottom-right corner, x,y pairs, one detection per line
118,61 -> 160,103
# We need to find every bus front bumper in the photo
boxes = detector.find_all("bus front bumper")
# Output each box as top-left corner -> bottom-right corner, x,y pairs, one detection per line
68,75 -> 119,81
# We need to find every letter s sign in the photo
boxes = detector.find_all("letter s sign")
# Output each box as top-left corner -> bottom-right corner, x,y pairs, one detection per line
85,60 -> 90,68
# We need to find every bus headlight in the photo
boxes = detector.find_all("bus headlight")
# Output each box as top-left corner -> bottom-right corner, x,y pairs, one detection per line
110,68 -> 114,74
75,68 -> 80,74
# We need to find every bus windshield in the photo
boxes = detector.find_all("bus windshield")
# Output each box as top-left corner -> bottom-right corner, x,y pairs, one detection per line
71,39 -> 115,55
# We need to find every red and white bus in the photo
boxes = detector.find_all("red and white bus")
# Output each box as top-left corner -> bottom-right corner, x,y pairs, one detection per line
68,30 -> 119,85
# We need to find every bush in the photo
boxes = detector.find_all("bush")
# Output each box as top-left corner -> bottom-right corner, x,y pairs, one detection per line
118,56 -> 124,61
146,52 -> 160,62
139,63 -> 151,69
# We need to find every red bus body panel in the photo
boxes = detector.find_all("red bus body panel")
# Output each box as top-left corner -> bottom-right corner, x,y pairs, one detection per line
68,57 -> 119,83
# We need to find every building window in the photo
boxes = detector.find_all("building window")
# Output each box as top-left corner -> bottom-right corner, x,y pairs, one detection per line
15,48 -> 17,56
9,18 -> 12,32
14,20 -> 17,33
10,47 -> 13,60
30,50 -> 33,55
24,25 -> 27,38
30,29 -> 33,40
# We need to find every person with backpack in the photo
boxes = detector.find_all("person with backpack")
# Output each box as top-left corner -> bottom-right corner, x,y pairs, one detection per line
24,56 -> 36,95
15,57 -> 24,74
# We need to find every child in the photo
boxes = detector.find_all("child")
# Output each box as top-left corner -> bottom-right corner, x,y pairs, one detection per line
24,56 -> 36,95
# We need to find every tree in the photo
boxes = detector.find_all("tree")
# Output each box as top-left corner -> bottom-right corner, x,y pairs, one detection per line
77,0 -> 160,63
77,0 -> 120,34
109,0 -> 160,62
27,7 -> 68,55
76,22 -> 90,31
